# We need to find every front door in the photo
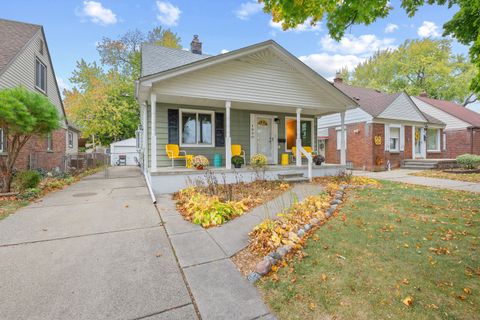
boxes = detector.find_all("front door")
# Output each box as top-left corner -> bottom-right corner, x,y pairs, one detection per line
251,115 -> 278,164
413,127 -> 426,159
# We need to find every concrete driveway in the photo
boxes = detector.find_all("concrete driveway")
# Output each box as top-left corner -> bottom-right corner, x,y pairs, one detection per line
353,169 -> 480,193
0,167 -> 197,320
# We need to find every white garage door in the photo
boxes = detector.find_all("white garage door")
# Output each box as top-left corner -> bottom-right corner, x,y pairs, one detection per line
110,146 -> 139,166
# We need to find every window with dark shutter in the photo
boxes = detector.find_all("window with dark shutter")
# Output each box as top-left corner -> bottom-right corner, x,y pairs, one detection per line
167,109 -> 179,144
215,113 -> 225,147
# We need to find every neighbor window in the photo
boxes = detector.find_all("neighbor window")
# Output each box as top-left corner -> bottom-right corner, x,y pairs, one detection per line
68,131 -> 73,148
35,58 -> 47,92
47,132 -> 53,151
180,109 -> 214,146
427,128 -> 440,151
285,117 -> 313,151
0,128 -> 4,152
336,128 -> 347,150
389,127 -> 400,152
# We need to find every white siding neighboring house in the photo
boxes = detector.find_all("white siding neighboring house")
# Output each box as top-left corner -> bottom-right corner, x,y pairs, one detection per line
412,95 -> 480,157
66,124 -> 81,154
412,97 -> 471,130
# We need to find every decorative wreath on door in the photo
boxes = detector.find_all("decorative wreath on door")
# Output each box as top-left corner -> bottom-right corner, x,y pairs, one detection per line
415,130 -> 420,141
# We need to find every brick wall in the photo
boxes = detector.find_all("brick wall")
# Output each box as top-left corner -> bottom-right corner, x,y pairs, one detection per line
325,122 -> 372,170
325,122 -> 419,171
13,128 -> 67,171
444,128 -> 480,158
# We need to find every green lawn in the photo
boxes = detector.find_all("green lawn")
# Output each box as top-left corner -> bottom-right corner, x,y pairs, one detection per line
259,180 -> 480,320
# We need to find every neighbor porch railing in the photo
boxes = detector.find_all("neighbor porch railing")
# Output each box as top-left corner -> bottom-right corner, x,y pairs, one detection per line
298,145 -> 313,182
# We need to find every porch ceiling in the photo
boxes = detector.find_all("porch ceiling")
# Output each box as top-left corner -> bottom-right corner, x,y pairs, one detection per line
150,93 -> 344,116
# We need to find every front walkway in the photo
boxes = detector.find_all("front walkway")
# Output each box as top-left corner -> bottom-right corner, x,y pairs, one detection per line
0,167 -> 197,320
353,169 -> 480,193
155,183 -> 323,320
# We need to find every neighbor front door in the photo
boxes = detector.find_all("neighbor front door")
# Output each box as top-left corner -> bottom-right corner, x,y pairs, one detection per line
413,127 -> 426,159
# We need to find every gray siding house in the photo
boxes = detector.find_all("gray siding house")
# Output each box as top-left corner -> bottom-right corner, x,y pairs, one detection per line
136,37 -> 355,193
0,19 -> 77,170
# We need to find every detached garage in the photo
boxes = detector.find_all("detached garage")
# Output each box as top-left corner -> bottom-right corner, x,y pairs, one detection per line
110,138 -> 139,166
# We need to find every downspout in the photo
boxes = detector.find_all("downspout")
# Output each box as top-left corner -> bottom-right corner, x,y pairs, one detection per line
471,127 -> 474,154
143,171 -> 157,204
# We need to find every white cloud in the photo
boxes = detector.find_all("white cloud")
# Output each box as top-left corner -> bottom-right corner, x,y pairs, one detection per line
235,2 -> 263,20
320,34 -> 396,56
384,23 -> 398,34
78,1 -> 117,25
417,21 -> 440,37
299,53 -> 364,80
220,49 -> 229,54
269,18 -> 320,32
156,1 -> 181,26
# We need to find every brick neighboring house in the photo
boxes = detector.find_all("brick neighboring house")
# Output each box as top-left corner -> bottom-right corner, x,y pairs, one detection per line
0,18 -> 76,171
318,76 -> 445,171
412,95 -> 480,158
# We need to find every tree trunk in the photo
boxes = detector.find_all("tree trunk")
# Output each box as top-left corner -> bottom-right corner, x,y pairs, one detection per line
1,170 -> 12,193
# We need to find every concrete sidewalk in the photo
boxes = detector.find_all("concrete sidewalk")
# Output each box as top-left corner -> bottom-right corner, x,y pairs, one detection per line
156,183 -> 324,320
0,167 -> 197,320
353,169 -> 480,193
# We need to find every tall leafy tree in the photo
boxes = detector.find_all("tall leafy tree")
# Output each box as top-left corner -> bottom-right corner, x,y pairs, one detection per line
65,27 -> 181,144
0,87 -> 60,192
97,27 -> 181,79
64,62 -> 138,145
344,39 -> 476,105
260,0 -> 480,94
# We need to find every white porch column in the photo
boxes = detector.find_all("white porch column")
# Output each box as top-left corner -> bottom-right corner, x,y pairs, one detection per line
150,94 -> 157,171
296,107 -> 302,166
142,103 -> 148,172
225,101 -> 232,169
340,111 -> 346,165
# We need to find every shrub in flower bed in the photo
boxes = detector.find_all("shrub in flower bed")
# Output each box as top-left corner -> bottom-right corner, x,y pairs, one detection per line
173,180 -> 291,227
13,170 -> 41,191
456,154 -> 480,170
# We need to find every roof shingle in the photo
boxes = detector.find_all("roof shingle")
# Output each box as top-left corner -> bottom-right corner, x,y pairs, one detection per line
417,96 -> 480,127
141,44 -> 211,77
0,19 -> 41,75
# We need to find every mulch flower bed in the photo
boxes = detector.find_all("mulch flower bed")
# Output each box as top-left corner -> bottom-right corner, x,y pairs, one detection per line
173,180 -> 291,228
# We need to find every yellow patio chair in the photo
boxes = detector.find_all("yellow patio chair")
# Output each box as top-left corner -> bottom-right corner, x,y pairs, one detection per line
291,146 -> 314,161
231,144 -> 246,164
165,144 -> 191,168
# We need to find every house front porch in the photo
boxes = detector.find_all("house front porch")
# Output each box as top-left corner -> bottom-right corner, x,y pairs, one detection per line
150,163 -> 344,194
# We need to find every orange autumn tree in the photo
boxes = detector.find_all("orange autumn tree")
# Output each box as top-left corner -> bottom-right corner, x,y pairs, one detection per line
63,60 -> 138,145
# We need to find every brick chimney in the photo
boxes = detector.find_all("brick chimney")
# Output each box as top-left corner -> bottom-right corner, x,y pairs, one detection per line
419,92 -> 428,97
190,35 -> 202,55
333,71 -> 343,84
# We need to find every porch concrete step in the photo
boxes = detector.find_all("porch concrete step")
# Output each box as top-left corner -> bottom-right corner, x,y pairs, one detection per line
278,172 -> 304,179
278,172 -> 308,183
282,177 -> 310,183
402,165 -> 435,170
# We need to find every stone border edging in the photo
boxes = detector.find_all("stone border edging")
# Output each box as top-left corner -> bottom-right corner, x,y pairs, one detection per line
247,184 -> 348,283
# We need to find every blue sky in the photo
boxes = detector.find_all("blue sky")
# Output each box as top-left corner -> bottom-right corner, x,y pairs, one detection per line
2,0 -> 478,111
